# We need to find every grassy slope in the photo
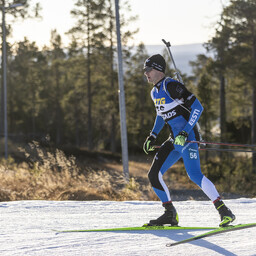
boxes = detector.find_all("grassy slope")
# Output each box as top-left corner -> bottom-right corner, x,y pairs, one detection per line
0,142 -> 251,202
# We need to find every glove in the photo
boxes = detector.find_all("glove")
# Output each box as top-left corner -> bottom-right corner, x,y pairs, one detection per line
143,135 -> 156,154
174,131 -> 188,146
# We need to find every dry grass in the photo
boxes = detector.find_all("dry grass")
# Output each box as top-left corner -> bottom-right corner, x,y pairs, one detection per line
0,141 -> 159,202
1,141 -> 252,202
0,141 -> 194,202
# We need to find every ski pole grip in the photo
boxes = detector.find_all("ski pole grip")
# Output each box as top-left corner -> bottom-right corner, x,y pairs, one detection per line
162,39 -> 171,47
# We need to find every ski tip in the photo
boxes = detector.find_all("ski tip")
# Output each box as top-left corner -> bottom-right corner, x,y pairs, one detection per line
52,229 -> 61,235
165,222 -> 256,247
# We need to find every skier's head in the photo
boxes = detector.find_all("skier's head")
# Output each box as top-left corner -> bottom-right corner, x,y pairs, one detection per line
143,54 -> 166,73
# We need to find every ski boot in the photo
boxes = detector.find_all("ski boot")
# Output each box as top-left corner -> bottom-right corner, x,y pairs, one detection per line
214,199 -> 235,227
148,202 -> 179,226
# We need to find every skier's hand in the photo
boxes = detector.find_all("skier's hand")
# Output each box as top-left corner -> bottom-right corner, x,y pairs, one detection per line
143,135 -> 156,154
174,131 -> 188,146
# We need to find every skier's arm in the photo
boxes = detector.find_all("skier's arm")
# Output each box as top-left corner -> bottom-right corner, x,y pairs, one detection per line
143,115 -> 165,154
182,98 -> 203,135
151,115 -> 165,137
150,87 -> 165,137
165,79 -> 203,134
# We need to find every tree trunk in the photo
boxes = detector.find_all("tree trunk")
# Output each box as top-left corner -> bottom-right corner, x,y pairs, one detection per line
252,86 -> 256,173
74,98 -> 80,147
252,29 -> 256,173
86,5 -> 93,149
220,74 -> 226,142
87,51 -> 92,149
32,83 -> 36,138
55,64 -> 62,145
252,35 -> 256,174
109,2 -> 116,153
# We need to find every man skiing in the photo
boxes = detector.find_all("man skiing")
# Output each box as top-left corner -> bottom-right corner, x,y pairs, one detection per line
143,54 -> 235,227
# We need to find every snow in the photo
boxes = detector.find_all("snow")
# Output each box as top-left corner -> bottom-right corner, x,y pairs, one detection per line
0,198 -> 256,256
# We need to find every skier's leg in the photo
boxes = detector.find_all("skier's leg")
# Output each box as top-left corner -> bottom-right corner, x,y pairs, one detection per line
182,143 -> 220,201
147,140 -> 180,225
182,142 -> 235,227
148,140 -> 180,203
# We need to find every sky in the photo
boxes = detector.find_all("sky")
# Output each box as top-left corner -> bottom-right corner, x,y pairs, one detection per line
8,0 -> 225,48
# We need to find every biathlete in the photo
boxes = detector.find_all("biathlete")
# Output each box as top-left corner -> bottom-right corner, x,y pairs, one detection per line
143,54 -> 235,227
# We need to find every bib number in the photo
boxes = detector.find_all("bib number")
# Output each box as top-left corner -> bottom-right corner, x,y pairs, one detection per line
189,152 -> 198,159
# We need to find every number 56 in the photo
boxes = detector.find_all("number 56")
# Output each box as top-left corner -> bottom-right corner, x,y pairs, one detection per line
189,152 -> 197,159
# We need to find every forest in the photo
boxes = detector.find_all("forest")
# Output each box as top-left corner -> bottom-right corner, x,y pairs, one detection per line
0,0 -> 256,200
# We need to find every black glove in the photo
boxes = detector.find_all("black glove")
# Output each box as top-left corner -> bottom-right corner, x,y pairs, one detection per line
143,135 -> 156,154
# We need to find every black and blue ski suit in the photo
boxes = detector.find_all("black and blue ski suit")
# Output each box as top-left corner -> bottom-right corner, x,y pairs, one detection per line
148,77 -> 220,203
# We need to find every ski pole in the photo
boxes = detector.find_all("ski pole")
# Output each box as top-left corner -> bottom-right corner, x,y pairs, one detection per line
162,39 -> 256,151
154,145 -> 256,153
199,148 -> 256,153
188,140 -> 256,148
162,39 -> 183,83
154,140 -> 256,148
162,38 -> 204,141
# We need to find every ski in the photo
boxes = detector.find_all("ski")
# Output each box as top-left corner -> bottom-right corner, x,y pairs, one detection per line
56,225 -> 217,233
166,222 -> 256,247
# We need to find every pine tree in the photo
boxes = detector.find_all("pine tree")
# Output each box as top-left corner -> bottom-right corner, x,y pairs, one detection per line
0,0 -> 41,147
68,0 -> 105,149
48,30 -> 66,144
220,0 -> 256,172
125,43 -> 154,150
205,17 -> 234,142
